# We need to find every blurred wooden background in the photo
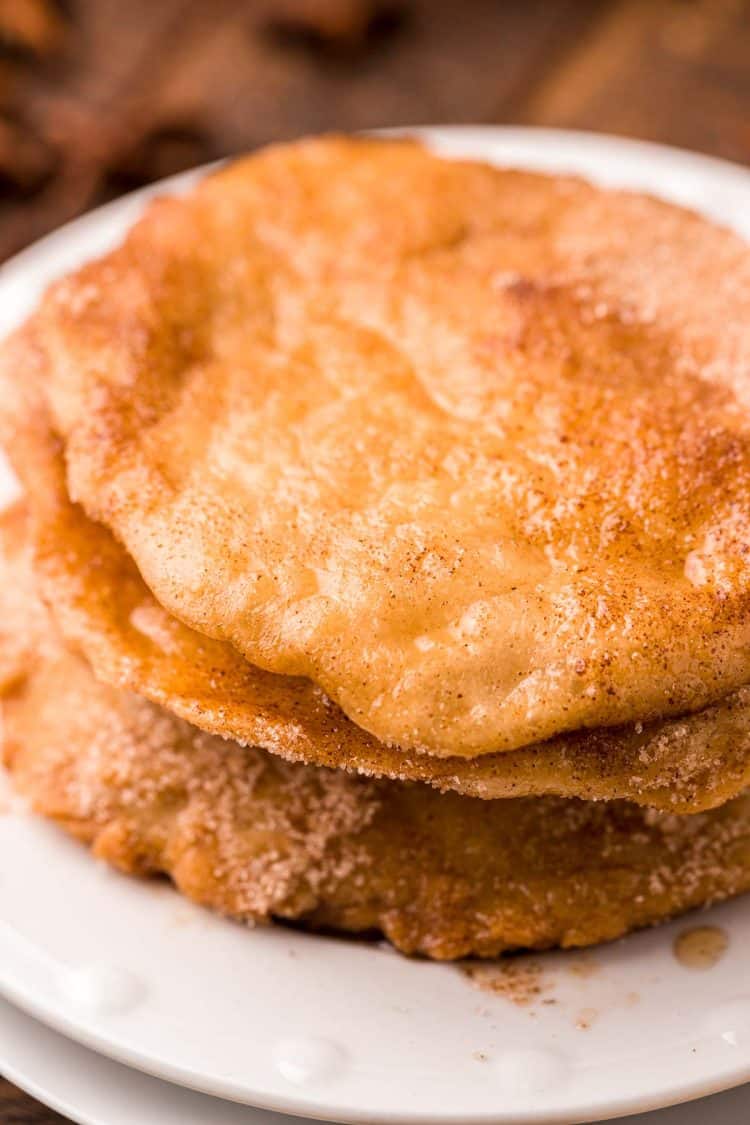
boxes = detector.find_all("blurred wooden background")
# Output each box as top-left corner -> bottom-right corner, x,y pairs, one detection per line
1,0 -> 750,267
1,0 -> 749,1119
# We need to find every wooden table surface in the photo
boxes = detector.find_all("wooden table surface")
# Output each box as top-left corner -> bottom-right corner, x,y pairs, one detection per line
2,0 -> 750,1120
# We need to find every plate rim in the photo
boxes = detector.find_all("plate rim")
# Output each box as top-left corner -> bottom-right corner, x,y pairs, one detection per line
2,991 -> 750,1125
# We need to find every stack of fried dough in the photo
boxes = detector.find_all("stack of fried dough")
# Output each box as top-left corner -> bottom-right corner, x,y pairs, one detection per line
2,137 -> 750,960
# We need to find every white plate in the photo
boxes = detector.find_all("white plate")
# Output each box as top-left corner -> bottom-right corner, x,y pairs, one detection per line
0,995 -> 297,1125
1,127 -> 750,1125
2,996 -> 749,1125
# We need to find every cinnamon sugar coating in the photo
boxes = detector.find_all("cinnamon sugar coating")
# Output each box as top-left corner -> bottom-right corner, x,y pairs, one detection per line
4,393 -> 750,810
3,389 -> 750,812
2,504 -> 750,959
10,137 -> 750,756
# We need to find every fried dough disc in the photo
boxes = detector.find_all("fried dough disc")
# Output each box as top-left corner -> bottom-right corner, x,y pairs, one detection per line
15,137 -> 750,756
4,389 -> 750,813
2,506 -> 750,959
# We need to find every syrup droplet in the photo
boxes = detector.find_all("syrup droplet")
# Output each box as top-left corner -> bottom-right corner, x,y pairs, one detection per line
673,925 -> 728,970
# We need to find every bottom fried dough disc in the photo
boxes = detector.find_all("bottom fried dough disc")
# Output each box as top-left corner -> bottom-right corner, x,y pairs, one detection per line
2,503 -> 750,960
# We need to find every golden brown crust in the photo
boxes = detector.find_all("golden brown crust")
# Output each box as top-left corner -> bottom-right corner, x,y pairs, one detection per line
16,137 -> 750,757
2,504 -> 750,960
3,384 -> 750,813
0,503 -> 44,694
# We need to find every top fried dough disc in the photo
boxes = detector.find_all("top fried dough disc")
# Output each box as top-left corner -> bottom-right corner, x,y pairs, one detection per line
13,136 -> 750,755
3,364 -> 750,813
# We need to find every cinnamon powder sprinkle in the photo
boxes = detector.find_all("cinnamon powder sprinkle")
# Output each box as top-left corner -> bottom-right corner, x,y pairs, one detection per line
461,959 -> 550,1007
